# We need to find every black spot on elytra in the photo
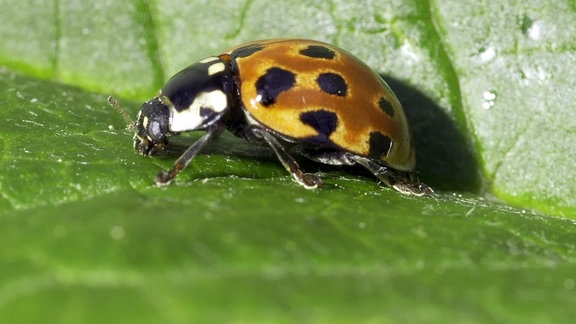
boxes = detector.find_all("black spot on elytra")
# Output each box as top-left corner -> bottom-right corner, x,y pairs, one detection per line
231,44 -> 264,58
369,132 -> 392,160
299,45 -> 336,59
255,67 -> 296,107
317,73 -> 348,97
300,110 -> 339,145
378,97 -> 395,118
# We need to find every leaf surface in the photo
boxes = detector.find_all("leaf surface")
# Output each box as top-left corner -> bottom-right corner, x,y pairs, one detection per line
1,0 -> 576,322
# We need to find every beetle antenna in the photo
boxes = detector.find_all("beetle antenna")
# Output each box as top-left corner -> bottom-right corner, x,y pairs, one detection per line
107,96 -> 136,130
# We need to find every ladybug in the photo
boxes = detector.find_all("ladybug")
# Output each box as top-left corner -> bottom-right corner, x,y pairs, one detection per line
132,39 -> 432,195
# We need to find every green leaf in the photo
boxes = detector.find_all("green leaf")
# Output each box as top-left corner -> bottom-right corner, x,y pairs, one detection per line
431,0 -> 576,218
1,0 -> 575,323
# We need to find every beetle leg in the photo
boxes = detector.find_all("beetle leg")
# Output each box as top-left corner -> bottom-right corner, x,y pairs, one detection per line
155,123 -> 225,186
250,126 -> 322,189
347,154 -> 433,196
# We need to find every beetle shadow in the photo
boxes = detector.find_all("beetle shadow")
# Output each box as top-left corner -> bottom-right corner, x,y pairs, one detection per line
381,74 -> 482,192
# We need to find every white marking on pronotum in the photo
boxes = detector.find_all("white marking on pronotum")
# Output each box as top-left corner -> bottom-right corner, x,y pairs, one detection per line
208,62 -> 226,76
199,56 -> 219,64
169,90 -> 228,132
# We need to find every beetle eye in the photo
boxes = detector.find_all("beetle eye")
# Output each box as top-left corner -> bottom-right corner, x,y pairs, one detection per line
143,118 -> 169,152
148,120 -> 163,141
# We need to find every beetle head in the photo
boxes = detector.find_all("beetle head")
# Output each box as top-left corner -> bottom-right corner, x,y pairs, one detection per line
134,97 -> 171,156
